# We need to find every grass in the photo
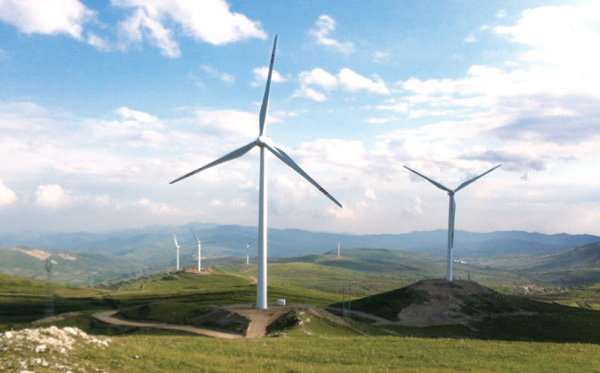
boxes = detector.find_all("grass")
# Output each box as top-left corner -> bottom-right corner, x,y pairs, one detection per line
335,285 -> 430,320
6,334 -> 600,372
3,267 -> 600,371
118,301 -> 211,324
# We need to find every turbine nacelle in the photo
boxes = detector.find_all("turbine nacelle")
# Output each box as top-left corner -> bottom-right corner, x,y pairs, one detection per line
256,136 -> 273,148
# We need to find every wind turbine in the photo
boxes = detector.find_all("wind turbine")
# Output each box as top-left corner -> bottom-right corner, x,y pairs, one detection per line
245,239 -> 256,265
173,234 -> 180,271
190,227 -> 215,272
170,36 -> 342,309
337,241 -> 341,258
404,164 -> 501,281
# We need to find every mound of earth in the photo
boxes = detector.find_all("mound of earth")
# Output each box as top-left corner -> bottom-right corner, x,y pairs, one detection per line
346,279 -> 541,327
218,304 -> 355,337
105,303 -> 356,338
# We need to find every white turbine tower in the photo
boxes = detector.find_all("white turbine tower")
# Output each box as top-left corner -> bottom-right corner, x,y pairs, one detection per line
190,227 -> 215,272
173,234 -> 180,271
404,164 -> 501,281
170,36 -> 342,309
245,240 -> 256,265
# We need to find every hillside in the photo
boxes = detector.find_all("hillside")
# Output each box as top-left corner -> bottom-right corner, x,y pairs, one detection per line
508,242 -> 600,286
0,247 -> 146,286
345,280 -> 550,325
337,279 -> 600,343
529,242 -> 600,271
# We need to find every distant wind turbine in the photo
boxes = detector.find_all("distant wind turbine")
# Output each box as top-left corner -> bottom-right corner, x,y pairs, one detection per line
190,227 -> 215,272
170,36 -> 342,309
173,234 -> 180,271
245,239 -> 256,265
337,241 -> 340,258
404,164 -> 501,281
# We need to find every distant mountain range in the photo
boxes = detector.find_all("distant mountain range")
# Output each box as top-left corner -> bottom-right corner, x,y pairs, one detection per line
0,223 -> 598,286
1,223 -> 598,259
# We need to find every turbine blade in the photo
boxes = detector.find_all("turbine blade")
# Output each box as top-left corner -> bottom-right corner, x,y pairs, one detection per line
265,143 -> 343,208
454,164 -> 502,192
403,166 -> 453,193
189,227 -> 200,244
170,141 -> 257,184
173,234 -> 179,248
259,35 -> 278,137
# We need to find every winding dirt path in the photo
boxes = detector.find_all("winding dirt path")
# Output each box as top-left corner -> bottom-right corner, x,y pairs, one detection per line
91,311 -> 243,339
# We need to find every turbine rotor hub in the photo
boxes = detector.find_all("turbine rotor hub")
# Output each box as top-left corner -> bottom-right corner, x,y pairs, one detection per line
257,136 -> 272,148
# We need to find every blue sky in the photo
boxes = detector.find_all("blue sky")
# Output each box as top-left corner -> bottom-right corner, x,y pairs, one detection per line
0,0 -> 599,236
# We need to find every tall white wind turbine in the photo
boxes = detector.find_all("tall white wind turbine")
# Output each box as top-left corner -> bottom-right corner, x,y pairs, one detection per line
173,234 -> 180,271
404,164 -> 501,281
170,36 -> 343,309
190,227 -> 215,272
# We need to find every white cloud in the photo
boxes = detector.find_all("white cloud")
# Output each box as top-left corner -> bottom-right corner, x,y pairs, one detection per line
366,117 -> 392,124
338,68 -> 389,94
299,68 -> 338,90
251,67 -> 286,87
113,0 -> 266,57
308,14 -> 354,54
193,109 -> 259,139
373,51 -> 390,63
138,198 -> 177,215
495,1 -> 600,80
116,107 -> 158,123
0,0 -> 94,39
294,68 -> 389,101
87,32 -> 110,51
0,179 -> 17,207
202,66 -> 235,84
36,184 -> 70,208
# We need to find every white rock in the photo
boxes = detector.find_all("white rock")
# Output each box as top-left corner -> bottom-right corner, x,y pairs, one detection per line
34,344 -> 47,353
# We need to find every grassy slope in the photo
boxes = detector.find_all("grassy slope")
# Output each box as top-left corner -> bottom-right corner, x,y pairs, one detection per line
2,272 -> 600,371
0,247 -> 145,286
216,251 -> 529,297
7,334 -> 599,372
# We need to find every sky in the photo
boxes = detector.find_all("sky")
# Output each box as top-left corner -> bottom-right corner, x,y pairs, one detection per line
0,0 -> 599,236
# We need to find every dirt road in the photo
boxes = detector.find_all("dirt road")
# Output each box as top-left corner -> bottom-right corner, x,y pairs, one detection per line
92,311 -> 243,339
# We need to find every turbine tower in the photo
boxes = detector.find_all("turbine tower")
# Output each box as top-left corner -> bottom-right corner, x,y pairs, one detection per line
173,234 -> 180,271
190,227 -> 215,272
44,256 -> 54,317
245,240 -> 256,265
404,164 -> 501,281
170,36 -> 342,309
337,241 -> 340,258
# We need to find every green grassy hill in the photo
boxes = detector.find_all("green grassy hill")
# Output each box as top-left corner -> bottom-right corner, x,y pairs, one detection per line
0,247 -> 147,286
2,271 -> 600,372
339,279 -> 600,344
216,249 -> 530,296
513,242 -> 600,286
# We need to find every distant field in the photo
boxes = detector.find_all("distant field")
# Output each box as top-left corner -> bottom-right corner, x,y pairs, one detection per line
215,251 -> 531,297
